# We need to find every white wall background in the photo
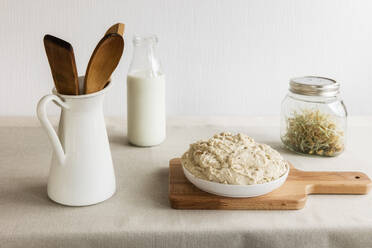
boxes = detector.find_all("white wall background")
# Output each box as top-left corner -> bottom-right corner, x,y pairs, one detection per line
1,0 -> 372,116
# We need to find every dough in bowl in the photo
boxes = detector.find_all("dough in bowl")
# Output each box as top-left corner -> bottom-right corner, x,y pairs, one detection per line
181,132 -> 288,185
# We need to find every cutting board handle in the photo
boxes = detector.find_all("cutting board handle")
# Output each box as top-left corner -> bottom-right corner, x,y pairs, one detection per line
295,169 -> 372,194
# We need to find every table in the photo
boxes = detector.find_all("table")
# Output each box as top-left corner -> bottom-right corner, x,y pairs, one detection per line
1,116 -> 372,248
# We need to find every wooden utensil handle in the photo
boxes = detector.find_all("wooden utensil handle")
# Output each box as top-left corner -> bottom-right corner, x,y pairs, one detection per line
298,171 -> 372,195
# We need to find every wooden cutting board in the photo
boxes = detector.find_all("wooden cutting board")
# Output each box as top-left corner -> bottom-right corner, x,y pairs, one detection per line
169,158 -> 372,210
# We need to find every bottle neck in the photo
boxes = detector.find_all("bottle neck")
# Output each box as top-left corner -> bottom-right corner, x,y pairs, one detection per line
129,35 -> 162,77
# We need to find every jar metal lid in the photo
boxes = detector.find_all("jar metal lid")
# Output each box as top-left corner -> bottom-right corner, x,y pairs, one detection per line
289,76 -> 340,97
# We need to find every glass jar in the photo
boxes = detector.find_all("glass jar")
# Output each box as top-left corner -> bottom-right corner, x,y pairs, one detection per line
127,35 -> 166,147
280,76 -> 347,157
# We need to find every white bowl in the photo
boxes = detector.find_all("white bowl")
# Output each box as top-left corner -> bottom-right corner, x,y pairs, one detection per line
182,164 -> 289,198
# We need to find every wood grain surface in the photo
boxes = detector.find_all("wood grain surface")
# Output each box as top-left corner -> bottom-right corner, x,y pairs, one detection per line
84,33 -> 124,94
169,158 -> 372,210
43,35 -> 79,95
105,23 -> 125,36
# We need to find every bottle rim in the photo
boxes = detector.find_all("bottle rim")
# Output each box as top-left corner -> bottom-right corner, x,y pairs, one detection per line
133,34 -> 158,45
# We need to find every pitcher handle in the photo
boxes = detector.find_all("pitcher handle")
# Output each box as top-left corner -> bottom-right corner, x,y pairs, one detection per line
37,94 -> 69,165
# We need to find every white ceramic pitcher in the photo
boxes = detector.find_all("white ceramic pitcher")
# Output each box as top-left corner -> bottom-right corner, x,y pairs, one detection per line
37,78 -> 116,206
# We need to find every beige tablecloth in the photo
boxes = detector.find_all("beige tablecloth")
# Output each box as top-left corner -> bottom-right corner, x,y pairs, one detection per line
1,116 -> 372,248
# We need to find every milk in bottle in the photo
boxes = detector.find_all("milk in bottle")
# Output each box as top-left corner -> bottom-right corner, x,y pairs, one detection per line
127,35 -> 166,146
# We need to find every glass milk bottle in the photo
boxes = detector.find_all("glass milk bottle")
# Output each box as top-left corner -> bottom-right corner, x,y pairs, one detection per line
127,35 -> 166,146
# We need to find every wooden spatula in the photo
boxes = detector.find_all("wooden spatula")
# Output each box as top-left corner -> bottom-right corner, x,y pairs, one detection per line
84,33 -> 124,94
43,35 -> 79,95
105,23 -> 125,36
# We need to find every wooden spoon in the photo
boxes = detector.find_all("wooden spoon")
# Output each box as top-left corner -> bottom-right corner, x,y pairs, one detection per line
103,23 -> 125,88
43,35 -> 79,95
105,23 -> 125,36
84,33 -> 124,94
